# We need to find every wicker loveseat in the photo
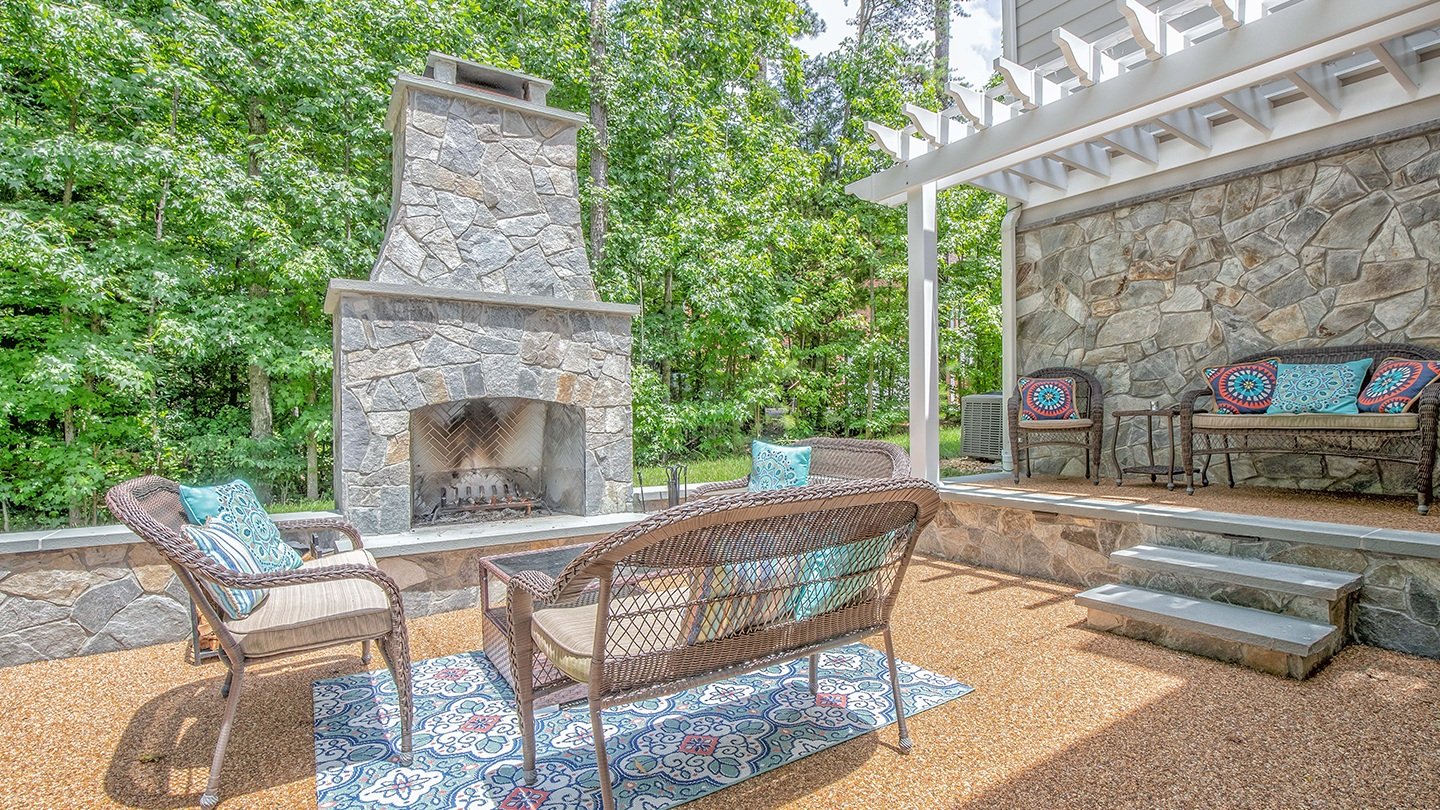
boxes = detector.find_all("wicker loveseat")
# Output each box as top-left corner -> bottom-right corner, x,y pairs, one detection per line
505,478 -> 941,810
1179,343 -> 1440,514
691,436 -> 911,498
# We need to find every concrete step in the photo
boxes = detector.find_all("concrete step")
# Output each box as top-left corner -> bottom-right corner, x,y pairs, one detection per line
1111,544 -> 1361,625
1110,545 -> 1361,600
1076,583 -> 1344,678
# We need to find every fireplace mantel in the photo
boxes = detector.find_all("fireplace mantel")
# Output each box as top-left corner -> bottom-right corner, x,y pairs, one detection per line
325,279 -> 640,318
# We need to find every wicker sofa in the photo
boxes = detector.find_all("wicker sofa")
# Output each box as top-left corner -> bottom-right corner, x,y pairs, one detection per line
505,478 -> 941,810
691,436 -> 911,498
1179,343 -> 1440,514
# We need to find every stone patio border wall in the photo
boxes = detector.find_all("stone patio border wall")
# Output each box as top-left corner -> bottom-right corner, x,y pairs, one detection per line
0,520 -> 626,668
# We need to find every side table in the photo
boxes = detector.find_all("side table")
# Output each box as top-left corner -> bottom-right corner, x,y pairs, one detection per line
1109,406 -> 1192,490
479,543 -> 590,708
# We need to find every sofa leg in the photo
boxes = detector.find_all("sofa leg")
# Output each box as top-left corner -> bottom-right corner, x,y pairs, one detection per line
882,628 -> 912,753
201,666 -> 245,810
808,653 -> 820,695
591,701 -> 616,810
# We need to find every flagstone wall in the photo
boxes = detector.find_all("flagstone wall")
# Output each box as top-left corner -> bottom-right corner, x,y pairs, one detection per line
1015,126 -> 1440,491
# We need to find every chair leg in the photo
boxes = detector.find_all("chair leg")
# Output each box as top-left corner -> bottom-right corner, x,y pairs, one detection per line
591,700 -> 616,810
882,628 -> 912,753
219,668 -> 233,699
361,639 -> 372,665
808,653 -> 820,695
201,666 -> 245,810
517,680 -> 538,785
379,633 -> 413,764
1225,452 -> 1235,488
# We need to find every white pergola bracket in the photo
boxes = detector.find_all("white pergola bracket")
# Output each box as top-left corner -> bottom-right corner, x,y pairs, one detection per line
1054,142 -> 1112,178
947,83 -> 1016,129
1217,86 -> 1275,133
1372,37 -> 1421,95
1054,28 -> 1122,87
1156,107 -> 1214,150
1288,65 -> 1342,115
1119,0 -> 1186,60
1012,157 -> 1070,191
1101,126 -> 1160,165
996,57 -> 1064,110
1211,0 -> 1264,30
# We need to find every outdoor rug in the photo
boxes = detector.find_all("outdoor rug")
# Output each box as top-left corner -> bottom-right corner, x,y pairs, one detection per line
314,642 -> 972,809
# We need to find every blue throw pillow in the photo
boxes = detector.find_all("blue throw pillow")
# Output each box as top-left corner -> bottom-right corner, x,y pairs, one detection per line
179,480 -> 303,572
183,520 -> 269,620
747,440 -> 812,492
1267,360 -> 1374,415
1357,358 -> 1440,413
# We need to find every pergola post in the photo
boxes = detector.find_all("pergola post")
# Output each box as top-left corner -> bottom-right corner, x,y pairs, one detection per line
907,182 -> 940,482
1000,205 -> 1022,471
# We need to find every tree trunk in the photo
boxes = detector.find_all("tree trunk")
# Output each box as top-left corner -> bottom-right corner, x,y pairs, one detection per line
306,383 -> 319,501
246,97 -> 273,498
934,0 -> 951,103
588,0 -> 610,266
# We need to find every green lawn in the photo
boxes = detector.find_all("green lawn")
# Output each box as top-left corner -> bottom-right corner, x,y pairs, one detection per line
637,426 -> 966,486
272,426 -> 971,512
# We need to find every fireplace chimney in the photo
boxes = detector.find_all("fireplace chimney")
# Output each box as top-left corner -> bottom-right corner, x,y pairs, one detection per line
371,52 -> 594,300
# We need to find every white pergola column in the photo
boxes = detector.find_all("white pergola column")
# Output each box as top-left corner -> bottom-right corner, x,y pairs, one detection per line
907,183 -> 940,482
1000,205 -> 1023,471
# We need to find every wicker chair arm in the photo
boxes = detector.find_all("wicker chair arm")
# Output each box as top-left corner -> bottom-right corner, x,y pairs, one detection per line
190,559 -> 399,596
1179,387 -> 1214,416
691,477 -> 750,499
1415,384 -> 1440,418
506,570 -> 560,603
271,515 -> 364,549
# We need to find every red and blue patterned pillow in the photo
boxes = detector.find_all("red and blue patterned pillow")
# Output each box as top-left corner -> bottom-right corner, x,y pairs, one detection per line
1203,358 -> 1279,414
1358,358 -> 1440,414
1018,377 -> 1080,421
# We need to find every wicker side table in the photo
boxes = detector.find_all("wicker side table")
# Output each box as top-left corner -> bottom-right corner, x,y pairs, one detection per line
479,543 -> 590,708
1109,406 -> 1194,490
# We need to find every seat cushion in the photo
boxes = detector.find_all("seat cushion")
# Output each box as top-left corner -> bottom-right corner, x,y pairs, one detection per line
226,549 -> 392,658
531,589 -> 689,683
1019,418 -> 1093,431
1192,413 -> 1419,431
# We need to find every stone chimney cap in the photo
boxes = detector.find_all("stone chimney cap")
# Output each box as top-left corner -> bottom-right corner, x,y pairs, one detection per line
424,52 -> 552,106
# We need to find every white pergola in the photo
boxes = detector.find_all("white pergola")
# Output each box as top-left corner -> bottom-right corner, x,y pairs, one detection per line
847,0 -> 1440,482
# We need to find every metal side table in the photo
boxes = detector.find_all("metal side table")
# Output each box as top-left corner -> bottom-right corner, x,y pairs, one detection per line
1109,405 -> 1190,490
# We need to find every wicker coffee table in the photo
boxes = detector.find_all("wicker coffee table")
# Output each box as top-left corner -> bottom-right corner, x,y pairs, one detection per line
479,543 -> 590,707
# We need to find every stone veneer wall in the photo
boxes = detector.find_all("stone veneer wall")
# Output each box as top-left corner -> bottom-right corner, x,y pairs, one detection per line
1015,126 -> 1440,490
335,293 -> 634,534
0,529 -> 613,668
374,83 -> 595,299
924,498 -> 1440,658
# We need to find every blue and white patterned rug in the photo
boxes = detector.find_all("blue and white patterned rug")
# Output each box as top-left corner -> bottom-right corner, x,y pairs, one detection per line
314,643 -> 971,809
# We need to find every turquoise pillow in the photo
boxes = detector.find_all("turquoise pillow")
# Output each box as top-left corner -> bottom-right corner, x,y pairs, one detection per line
179,480 -> 303,572
792,531 -> 898,620
747,440 -> 812,492
183,520 -> 268,620
1267,359 -> 1373,415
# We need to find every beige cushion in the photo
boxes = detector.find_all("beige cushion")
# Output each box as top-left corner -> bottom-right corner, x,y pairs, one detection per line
531,589 -> 689,683
226,549 -> 393,658
1019,418 -> 1093,431
1192,413 -> 1419,431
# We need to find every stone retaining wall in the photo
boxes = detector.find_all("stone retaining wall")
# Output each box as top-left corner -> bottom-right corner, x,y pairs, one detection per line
0,530 -> 609,669
1015,126 -> 1440,491
922,498 -> 1440,658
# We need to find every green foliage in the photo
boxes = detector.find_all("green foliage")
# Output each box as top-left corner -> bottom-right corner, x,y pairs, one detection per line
0,0 -> 1002,529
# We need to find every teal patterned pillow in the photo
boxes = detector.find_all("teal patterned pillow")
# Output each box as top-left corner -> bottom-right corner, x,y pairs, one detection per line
183,520 -> 268,620
747,440 -> 813,492
179,480 -> 303,572
1267,359 -> 1373,415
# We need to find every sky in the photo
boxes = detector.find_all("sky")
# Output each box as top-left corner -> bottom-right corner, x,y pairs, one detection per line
794,0 -> 1005,89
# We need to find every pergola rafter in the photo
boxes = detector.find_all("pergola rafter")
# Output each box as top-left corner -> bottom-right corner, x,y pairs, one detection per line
847,0 -> 1440,213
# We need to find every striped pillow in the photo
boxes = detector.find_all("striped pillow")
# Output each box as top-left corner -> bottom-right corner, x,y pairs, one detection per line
183,520 -> 269,620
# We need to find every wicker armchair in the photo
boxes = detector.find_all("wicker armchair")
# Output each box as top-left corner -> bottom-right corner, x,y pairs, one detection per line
506,478 -> 941,810
104,476 -> 413,809
690,437 -> 911,498
1180,343 -> 1440,514
1007,367 -> 1105,484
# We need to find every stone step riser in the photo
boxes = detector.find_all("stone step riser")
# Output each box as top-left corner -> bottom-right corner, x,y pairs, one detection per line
1117,567 -> 1349,627
1085,608 -> 1339,679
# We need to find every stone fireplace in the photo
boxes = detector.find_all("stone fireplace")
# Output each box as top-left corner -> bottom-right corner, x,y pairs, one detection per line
325,53 -> 638,535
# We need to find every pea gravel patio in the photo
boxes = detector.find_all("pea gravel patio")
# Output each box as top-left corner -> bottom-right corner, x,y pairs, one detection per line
2,555 -> 1437,809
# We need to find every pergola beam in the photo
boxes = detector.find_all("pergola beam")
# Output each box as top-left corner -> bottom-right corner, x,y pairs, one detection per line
844,0 -> 1440,206
1156,107 -> 1214,150
1216,86 -> 1275,133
